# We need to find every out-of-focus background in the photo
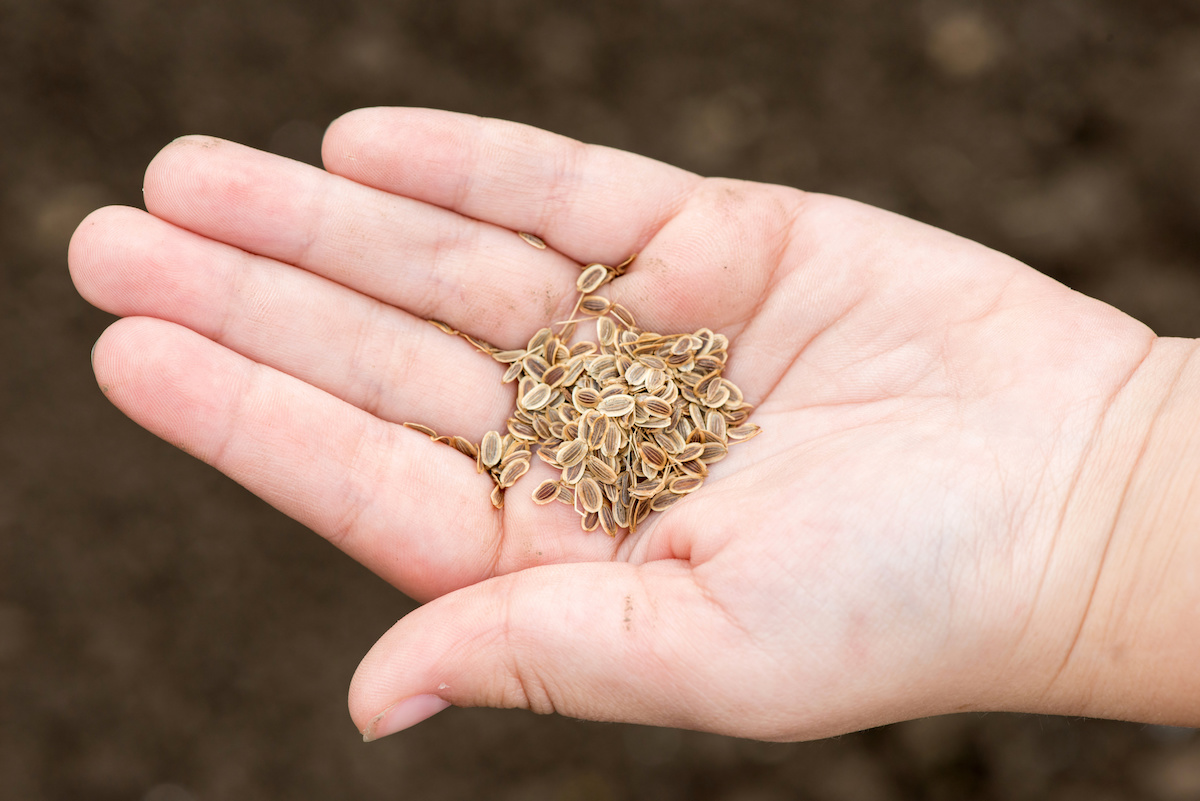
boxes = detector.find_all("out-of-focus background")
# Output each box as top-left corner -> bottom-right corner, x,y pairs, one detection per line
4,1 -> 1200,799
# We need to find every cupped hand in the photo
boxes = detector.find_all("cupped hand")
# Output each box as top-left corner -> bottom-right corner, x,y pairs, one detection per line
68,108 -> 1156,741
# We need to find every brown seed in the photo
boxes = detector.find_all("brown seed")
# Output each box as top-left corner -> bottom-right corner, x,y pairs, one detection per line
492,349 -> 528,364
522,382 -> 553,411
542,363 -> 567,387
705,410 -> 727,440
598,503 -> 617,537
587,414 -> 608,450
402,421 -> 438,438
587,456 -> 619,485
522,354 -> 549,381
572,385 -> 601,411
668,476 -> 704,494
450,436 -> 478,459
699,441 -> 729,463
638,441 -> 668,472
609,303 -> 637,328
640,396 -> 672,418
427,319 -> 458,335
561,459 -> 586,485
676,442 -> 704,462
531,479 -> 560,505
556,484 -> 575,505
577,263 -> 611,294
518,231 -> 547,249
597,394 -> 635,417
498,458 -> 530,487
678,459 -> 707,478
507,419 -> 537,441
581,511 -> 600,532
577,476 -> 603,513
601,423 -> 622,458
580,295 -> 611,314
480,430 -> 503,468
597,316 -> 618,348
650,490 -> 685,512
726,424 -> 762,442
556,439 -> 588,468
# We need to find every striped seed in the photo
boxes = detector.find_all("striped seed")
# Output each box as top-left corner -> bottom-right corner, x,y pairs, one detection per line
577,263 -> 611,293
531,479 -> 560,505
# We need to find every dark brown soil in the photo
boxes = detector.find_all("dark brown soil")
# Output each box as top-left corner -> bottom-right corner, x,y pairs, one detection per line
5,1 -> 1200,799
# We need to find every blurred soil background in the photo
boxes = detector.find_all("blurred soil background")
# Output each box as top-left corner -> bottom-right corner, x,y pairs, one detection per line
4,0 -> 1200,799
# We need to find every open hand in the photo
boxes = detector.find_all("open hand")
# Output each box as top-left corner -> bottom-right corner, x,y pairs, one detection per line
69,108 -> 1158,741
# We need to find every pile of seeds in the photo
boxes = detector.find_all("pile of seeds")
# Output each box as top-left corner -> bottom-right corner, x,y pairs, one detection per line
405,248 -> 759,537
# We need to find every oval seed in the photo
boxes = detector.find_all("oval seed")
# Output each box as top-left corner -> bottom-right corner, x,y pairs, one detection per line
705,410 -> 727,440
580,295 -> 611,315
498,458 -> 530,488
597,394 -> 635,417
598,502 -> 617,537
480,430 -> 503,468
492,349 -> 528,363
638,441 -> 668,472
577,263 -> 611,293
650,490 -> 685,512
668,476 -> 704,494
562,459 -> 586,485
518,231 -> 547,249
556,439 -> 588,468
531,479 -> 560,505
587,456 -> 619,485
676,442 -> 704,462
577,476 -> 603,513
597,316 -> 618,348
601,423 -> 622,458
522,382 -> 553,411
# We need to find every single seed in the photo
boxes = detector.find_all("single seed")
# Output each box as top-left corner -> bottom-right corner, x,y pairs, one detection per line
577,476 -> 603,513
480,430 -> 503,467
402,422 -> 438,438
532,479 -> 560,505
556,439 -> 588,468
577,263 -> 611,294
597,394 -> 635,417
518,231 -> 547,249
522,382 -> 553,411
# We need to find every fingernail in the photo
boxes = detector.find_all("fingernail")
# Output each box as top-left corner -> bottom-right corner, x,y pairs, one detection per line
362,695 -> 451,742
90,337 -> 99,368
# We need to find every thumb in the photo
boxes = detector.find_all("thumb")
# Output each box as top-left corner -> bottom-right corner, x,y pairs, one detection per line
351,560 -> 745,740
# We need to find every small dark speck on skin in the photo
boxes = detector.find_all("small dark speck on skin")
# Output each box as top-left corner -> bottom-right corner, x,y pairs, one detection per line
623,595 -> 633,631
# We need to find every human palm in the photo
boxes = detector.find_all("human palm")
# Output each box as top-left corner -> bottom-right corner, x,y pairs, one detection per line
70,108 -> 1155,741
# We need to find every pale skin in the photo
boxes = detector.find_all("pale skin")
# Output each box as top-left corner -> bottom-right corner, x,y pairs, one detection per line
68,107 -> 1200,742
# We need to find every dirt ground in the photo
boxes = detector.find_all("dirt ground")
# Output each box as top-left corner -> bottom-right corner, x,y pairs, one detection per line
5,1 -> 1200,799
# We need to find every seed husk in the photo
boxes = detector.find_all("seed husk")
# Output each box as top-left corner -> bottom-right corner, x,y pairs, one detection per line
577,263 -> 611,293
518,231 -> 547,249
532,479 -> 560,505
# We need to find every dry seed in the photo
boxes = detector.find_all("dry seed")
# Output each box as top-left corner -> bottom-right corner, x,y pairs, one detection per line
581,511 -> 600,532
597,316 -> 618,347
676,442 -> 704,462
601,424 -> 622,458
507,419 -> 537,440
428,319 -> 458,335
562,459 -> 586,486
699,441 -> 728,463
450,436 -> 478,458
640,396 -> 672,418
580,295 -> 611,314
638,441 -> 668,472
599,503 -> 617,537
498,458 -> 530,487
650,490 -> 685,512
532,479 -> 560,505
490,483 -> 505,509
597,394 -> 636,417
587,457 -> 619,485
609,303 -> 636,328
518,231 -> 547,249
586,414 -> 608,450
522,382 -> 553,411
668,476 -> 704,494
480,430 -> 503,468
726,424 -> 762,442
493,349 -> 528,363
402,422 -> 438,438
542,363 -> 567,387
705,410 -> 727,440
678,459 -> 707,478
577,263 -> 611,294
556,439 -> 588,468
577,476 -> 603,513
556,484 -> 575,505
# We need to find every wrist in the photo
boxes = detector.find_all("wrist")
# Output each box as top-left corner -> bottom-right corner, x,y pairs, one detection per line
1018,337 -> 1200,724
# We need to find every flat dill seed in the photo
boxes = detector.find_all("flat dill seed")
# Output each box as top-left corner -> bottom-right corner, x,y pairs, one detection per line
518,231 -> 547,249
